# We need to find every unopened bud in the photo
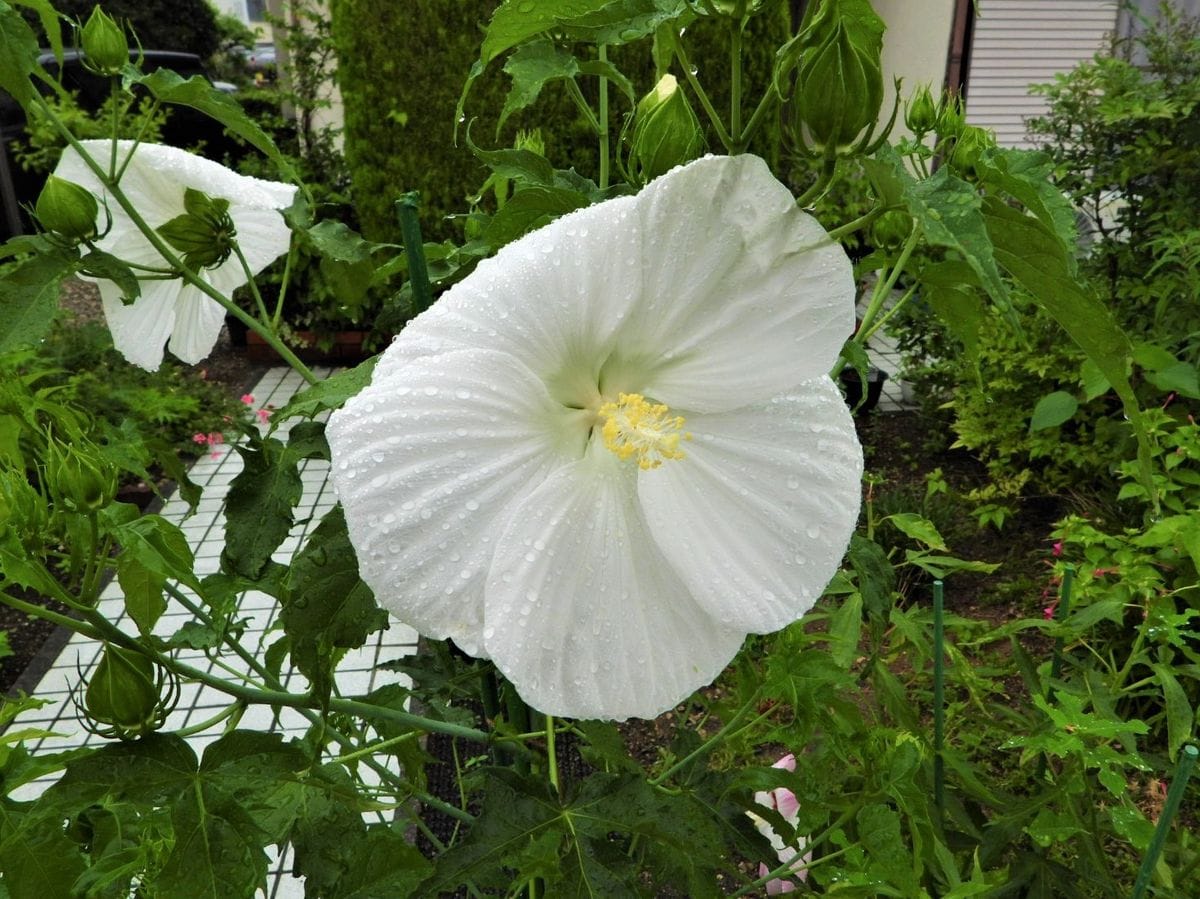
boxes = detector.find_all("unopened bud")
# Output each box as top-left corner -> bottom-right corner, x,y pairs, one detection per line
84,645 -> 164,738
904,84 -> 937,136
792,0 -> 885,153
871,210 -> 913,249
950,125 -> 994,174
936,93 -> 967,142
81,7 -> 129,75
48,442 -> 115,513
630,74 -> 704,183
36,176 -> 99,241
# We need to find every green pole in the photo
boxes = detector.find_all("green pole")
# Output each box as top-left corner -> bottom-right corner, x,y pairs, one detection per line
1131,744 -> 1198,899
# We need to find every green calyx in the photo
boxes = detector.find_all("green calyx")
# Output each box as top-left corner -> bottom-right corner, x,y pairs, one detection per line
36,175 -> 99,241
905,84 -> 938,137
157,187 -> 238,270
84,644 -> 170,739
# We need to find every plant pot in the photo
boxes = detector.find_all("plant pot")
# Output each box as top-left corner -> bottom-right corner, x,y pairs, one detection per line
244,329 -> 373,365
839,365 -> 888,414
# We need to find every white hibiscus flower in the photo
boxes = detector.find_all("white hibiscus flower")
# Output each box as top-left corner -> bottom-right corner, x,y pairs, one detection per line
328,154 -> 863,720
53,141 -> 295,370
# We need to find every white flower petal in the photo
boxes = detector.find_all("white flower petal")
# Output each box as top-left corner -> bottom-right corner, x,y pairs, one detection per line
98,278 -> 181,371
484,449 -> 745,720
327,348 -> 585,655
626,155 -> 854,411
639,378 -> 862,633
168,282 -> 228,364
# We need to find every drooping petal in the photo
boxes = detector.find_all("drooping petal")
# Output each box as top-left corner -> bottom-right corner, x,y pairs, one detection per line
98,278 -> 182,371
483,447 -> 745,720
622,154 -> 855,411
639,378 -> 862,633
327,348 -> 585,655
168,281 -> 228,364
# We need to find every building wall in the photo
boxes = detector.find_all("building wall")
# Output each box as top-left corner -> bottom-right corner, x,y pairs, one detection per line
965,0 -> 1120,147
872,0 -> 958,141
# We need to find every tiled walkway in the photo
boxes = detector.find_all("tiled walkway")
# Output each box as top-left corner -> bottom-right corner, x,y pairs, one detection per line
6,366 -> 418,897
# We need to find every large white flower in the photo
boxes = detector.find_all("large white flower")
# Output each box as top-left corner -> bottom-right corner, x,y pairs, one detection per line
53,141 -> 295,370
328,154 -> 863,720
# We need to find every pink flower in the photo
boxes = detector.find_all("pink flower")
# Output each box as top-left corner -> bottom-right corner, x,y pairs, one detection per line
748,753 -> 810,892
192,433 -> 208,444
256,408 -> 271,424
208,432 -> 225,446
1044,603 -> 1057,620
241,393 -> 255,405
1051,541 -> 1063,557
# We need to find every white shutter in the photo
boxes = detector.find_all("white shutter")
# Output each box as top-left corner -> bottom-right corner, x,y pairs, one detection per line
965,0 -> 1120,147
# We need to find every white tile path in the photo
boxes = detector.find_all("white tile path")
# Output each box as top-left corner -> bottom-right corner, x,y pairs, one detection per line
4,365 -> 418,898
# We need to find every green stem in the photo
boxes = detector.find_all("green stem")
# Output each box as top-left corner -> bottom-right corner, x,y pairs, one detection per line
669,30 -> 734,152
0,590 -> 102,639
650,690 -> 764,786
330,729 -> 420,766
546,714 -> 560,798
795,157 -> 838,207
396,192 -> 433,314
272,235 -> 297,328
737,83 -> 779,151
932,579 -> 946,820
598,44 -> 610,191
174,701 -> 243,737
1045,566 -> 1074,705
565,77 -> 602,135
861,281 -> 918,343
826,204 -> 888,243
729,23 -> 743,143
108,78 -> 120,178
115,99 -> 164,182
233,243 -> 273,323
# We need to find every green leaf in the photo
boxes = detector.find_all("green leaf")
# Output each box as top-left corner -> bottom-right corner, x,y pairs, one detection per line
1151,662 -> 1193,760
887,512 -> 947,550
0,248 -> 79,354
283,506 -> 388,684
1029,391 -> 1078,431
117,555 -> 166,636
982,197 -> 1155,505
498,40 -> 633,132
104,510 -> 201,592
10,0 -> 62,65
274,357 -> 379,422
322,829 -> 433,898
903,550 -> 999,578
975,147 -> 1078,265
856,803 -> 915,891
306,220 -> 378,310
124,67 -> 296,183
468,133 -> 556,186
847,535 -> 895,620
0,1 -> 39,108
0,806 -> 88,899
1024,807 -> 1087,848
483,185 -> 590,247
79,249 -> 141,303
220,439 -> 302,579
1080,357 -> 1110,401
828,591 -> 863,669
905,168 -> 1013,325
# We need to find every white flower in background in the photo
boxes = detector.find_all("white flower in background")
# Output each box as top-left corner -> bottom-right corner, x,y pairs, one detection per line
747,753 -> 810,893
328,154 -> 862,720
53,141 -> 295,370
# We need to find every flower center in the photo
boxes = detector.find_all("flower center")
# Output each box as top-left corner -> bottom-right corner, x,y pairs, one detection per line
597,393 -> 690,470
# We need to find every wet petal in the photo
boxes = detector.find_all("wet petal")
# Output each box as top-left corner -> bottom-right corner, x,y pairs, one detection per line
639,379 -> 862,633
327,348 -> 584,655
168,281 -> 227,364
484,448 -> 745,720
98,278 -> 181,371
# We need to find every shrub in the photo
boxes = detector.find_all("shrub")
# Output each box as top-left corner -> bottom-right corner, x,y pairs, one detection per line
21,0 -> 221,60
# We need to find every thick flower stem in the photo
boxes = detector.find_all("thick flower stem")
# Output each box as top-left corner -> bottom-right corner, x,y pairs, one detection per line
598,44 -> 611,191
545,714 -> 561,798
729,23 -> 744,142
735,84 -> 780,153
0,590 -> 102,640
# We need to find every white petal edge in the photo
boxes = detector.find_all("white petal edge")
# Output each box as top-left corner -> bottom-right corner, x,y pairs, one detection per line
327,347 -> 585,656
624,155 -> 855,412
638,378 -> 862,633
97,278 -> 182,371
484,447 -> 745,720
168,281 -> 228,364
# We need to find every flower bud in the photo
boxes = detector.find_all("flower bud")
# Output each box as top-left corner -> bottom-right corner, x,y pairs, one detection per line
949,125 -> 994,174
35,175 -> 99,241
871,210 -> 913,249
792,0 -> 885,154
81,7 -> 129,75
904,84 -> 937,137
630,75 -> 705,183
47,442 -> 116,513
936,93 -> 966,142
84,645 -> 164,738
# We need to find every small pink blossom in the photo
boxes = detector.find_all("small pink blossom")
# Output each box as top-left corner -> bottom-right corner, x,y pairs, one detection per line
192,433 -> 208,445
1044,603 -> 1057,620
256,408 -> 271,424
241,393 -> 255,405
1051,541 -> 1063,557
748,753 -> 810,892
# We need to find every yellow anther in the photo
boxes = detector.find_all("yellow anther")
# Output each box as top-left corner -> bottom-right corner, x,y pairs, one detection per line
597,393 -> 690,470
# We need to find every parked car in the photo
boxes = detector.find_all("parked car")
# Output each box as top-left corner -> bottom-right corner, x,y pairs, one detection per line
0,49 -> 240,241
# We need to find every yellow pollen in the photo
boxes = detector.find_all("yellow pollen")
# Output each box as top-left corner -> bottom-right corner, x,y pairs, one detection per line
597,393 -> 690,470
